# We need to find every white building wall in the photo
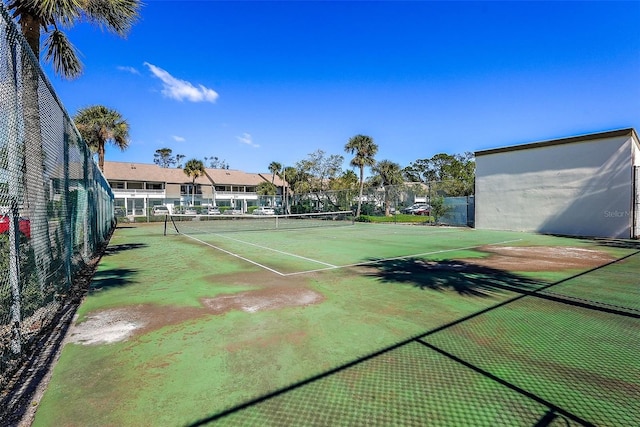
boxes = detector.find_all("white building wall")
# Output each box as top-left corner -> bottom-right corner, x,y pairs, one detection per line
476,134 -> 635,239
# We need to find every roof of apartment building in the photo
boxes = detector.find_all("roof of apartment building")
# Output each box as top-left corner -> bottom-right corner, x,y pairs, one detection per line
103,161 -> 287,186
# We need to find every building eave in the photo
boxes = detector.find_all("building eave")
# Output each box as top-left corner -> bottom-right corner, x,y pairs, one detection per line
475,128 -> 638,157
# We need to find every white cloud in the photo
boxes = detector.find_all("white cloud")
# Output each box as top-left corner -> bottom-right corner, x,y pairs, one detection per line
117,66 -> 140,75
144,62 -> 219,103
172,135 -> 186,142
236,133 -> 259,148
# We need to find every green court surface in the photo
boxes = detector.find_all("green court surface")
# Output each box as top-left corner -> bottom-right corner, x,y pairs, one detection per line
32,222 -> 640,426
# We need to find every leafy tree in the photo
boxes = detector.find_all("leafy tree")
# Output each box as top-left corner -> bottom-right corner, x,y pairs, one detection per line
430,196 -> 452,224
345,134 -> 378,217
296,150 -> 344,193
256,181 -> 276,196
403,152 -> 475,197
295,150 -> 344,211
330,169 -> 359,191
204,156 -> 229,169
74,105 -> 130,172
183,159 -> 205,205
370,160 -> 404,216
176,154 -> 185,168
329,170 -> 359,211
154,148 -> 176,168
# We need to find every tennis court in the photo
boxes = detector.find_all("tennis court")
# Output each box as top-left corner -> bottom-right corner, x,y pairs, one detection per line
31,218 -> 640,426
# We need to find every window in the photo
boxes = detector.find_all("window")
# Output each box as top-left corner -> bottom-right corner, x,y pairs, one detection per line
127,182 -> 144,190
181,184 -> 202,195
146,182 -> 164,190
110,181 -> 125,189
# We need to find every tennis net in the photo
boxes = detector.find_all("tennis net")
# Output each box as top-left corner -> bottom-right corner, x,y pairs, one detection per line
165,211 -> 354,235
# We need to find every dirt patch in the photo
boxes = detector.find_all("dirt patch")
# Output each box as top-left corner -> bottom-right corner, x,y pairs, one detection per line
67,305 -> 204,345
462,246 -> 616,272
202,287 -> 324,314
67,273 -> 324,346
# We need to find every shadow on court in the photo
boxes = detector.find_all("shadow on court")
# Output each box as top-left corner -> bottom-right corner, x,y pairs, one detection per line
103,242 -> 148,255
364,258 -> 545,296
88,267 -> 138,294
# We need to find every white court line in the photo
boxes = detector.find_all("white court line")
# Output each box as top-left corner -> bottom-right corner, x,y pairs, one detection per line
282,238 -> 524,276
213,233 -> 337,268
180,233 -> 286,276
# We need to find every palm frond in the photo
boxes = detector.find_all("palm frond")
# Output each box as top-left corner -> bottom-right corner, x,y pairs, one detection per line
83,0 -> 141,36
40,0 -> 82,25
74,105 -> 130,152
43,29 -> 83,79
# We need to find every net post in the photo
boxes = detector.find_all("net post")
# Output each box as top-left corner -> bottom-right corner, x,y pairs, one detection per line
166,214 -> 180,235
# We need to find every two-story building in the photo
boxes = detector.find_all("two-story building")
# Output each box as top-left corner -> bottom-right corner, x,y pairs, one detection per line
103,161 -> 286,216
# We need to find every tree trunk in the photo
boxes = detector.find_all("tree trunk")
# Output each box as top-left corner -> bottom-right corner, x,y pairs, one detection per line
356,166 -> 364,217
98,142 -> 105,172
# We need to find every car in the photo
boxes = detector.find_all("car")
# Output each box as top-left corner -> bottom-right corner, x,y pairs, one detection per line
152,205 -> 170,216
414,206 -> 431,216
253,207 -> 275,215
224,209 -> 243,215
401,204 -> 429,214
0,215 -> 31,239
184,208 -> 197,215
207,206 -> 221,215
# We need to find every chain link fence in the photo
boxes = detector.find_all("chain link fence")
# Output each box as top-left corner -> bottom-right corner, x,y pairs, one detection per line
283,182 -> 474,226
0,4 -> 114,389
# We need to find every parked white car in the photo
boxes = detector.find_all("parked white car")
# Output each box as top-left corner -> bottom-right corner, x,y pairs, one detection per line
224,209 -> 243,215
152,205 -> 170,215
207,206 -> 221,215
253,207 -> 275,215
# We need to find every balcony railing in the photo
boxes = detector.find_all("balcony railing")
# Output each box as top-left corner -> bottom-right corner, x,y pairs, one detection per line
112,188 -> 166,196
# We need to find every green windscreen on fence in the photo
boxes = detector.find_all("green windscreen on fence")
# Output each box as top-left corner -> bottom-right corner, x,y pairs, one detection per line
0,4 -> 114,390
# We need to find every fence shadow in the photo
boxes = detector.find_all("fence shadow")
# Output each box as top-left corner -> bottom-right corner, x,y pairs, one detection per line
363,258 -> 545,297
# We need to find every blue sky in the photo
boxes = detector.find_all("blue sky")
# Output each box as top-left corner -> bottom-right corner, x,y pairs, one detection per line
47,0 -> 640,174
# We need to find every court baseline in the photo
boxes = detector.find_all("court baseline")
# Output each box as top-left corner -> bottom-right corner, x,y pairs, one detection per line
182,229 -> 523,277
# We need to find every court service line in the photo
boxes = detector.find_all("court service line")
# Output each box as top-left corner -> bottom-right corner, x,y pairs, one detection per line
212,233 -> 338,268
180,233 -> 286,276
282,238 -> 524,276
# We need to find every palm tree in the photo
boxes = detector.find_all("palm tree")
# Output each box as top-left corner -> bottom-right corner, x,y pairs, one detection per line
183,159 -> 205,206
268,161 -> 282,208
74,105 -> 130,172
268,161 -> 282,184
371,160 -> 403,216
345,134 -> 378,217
7,0 -> 141,79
